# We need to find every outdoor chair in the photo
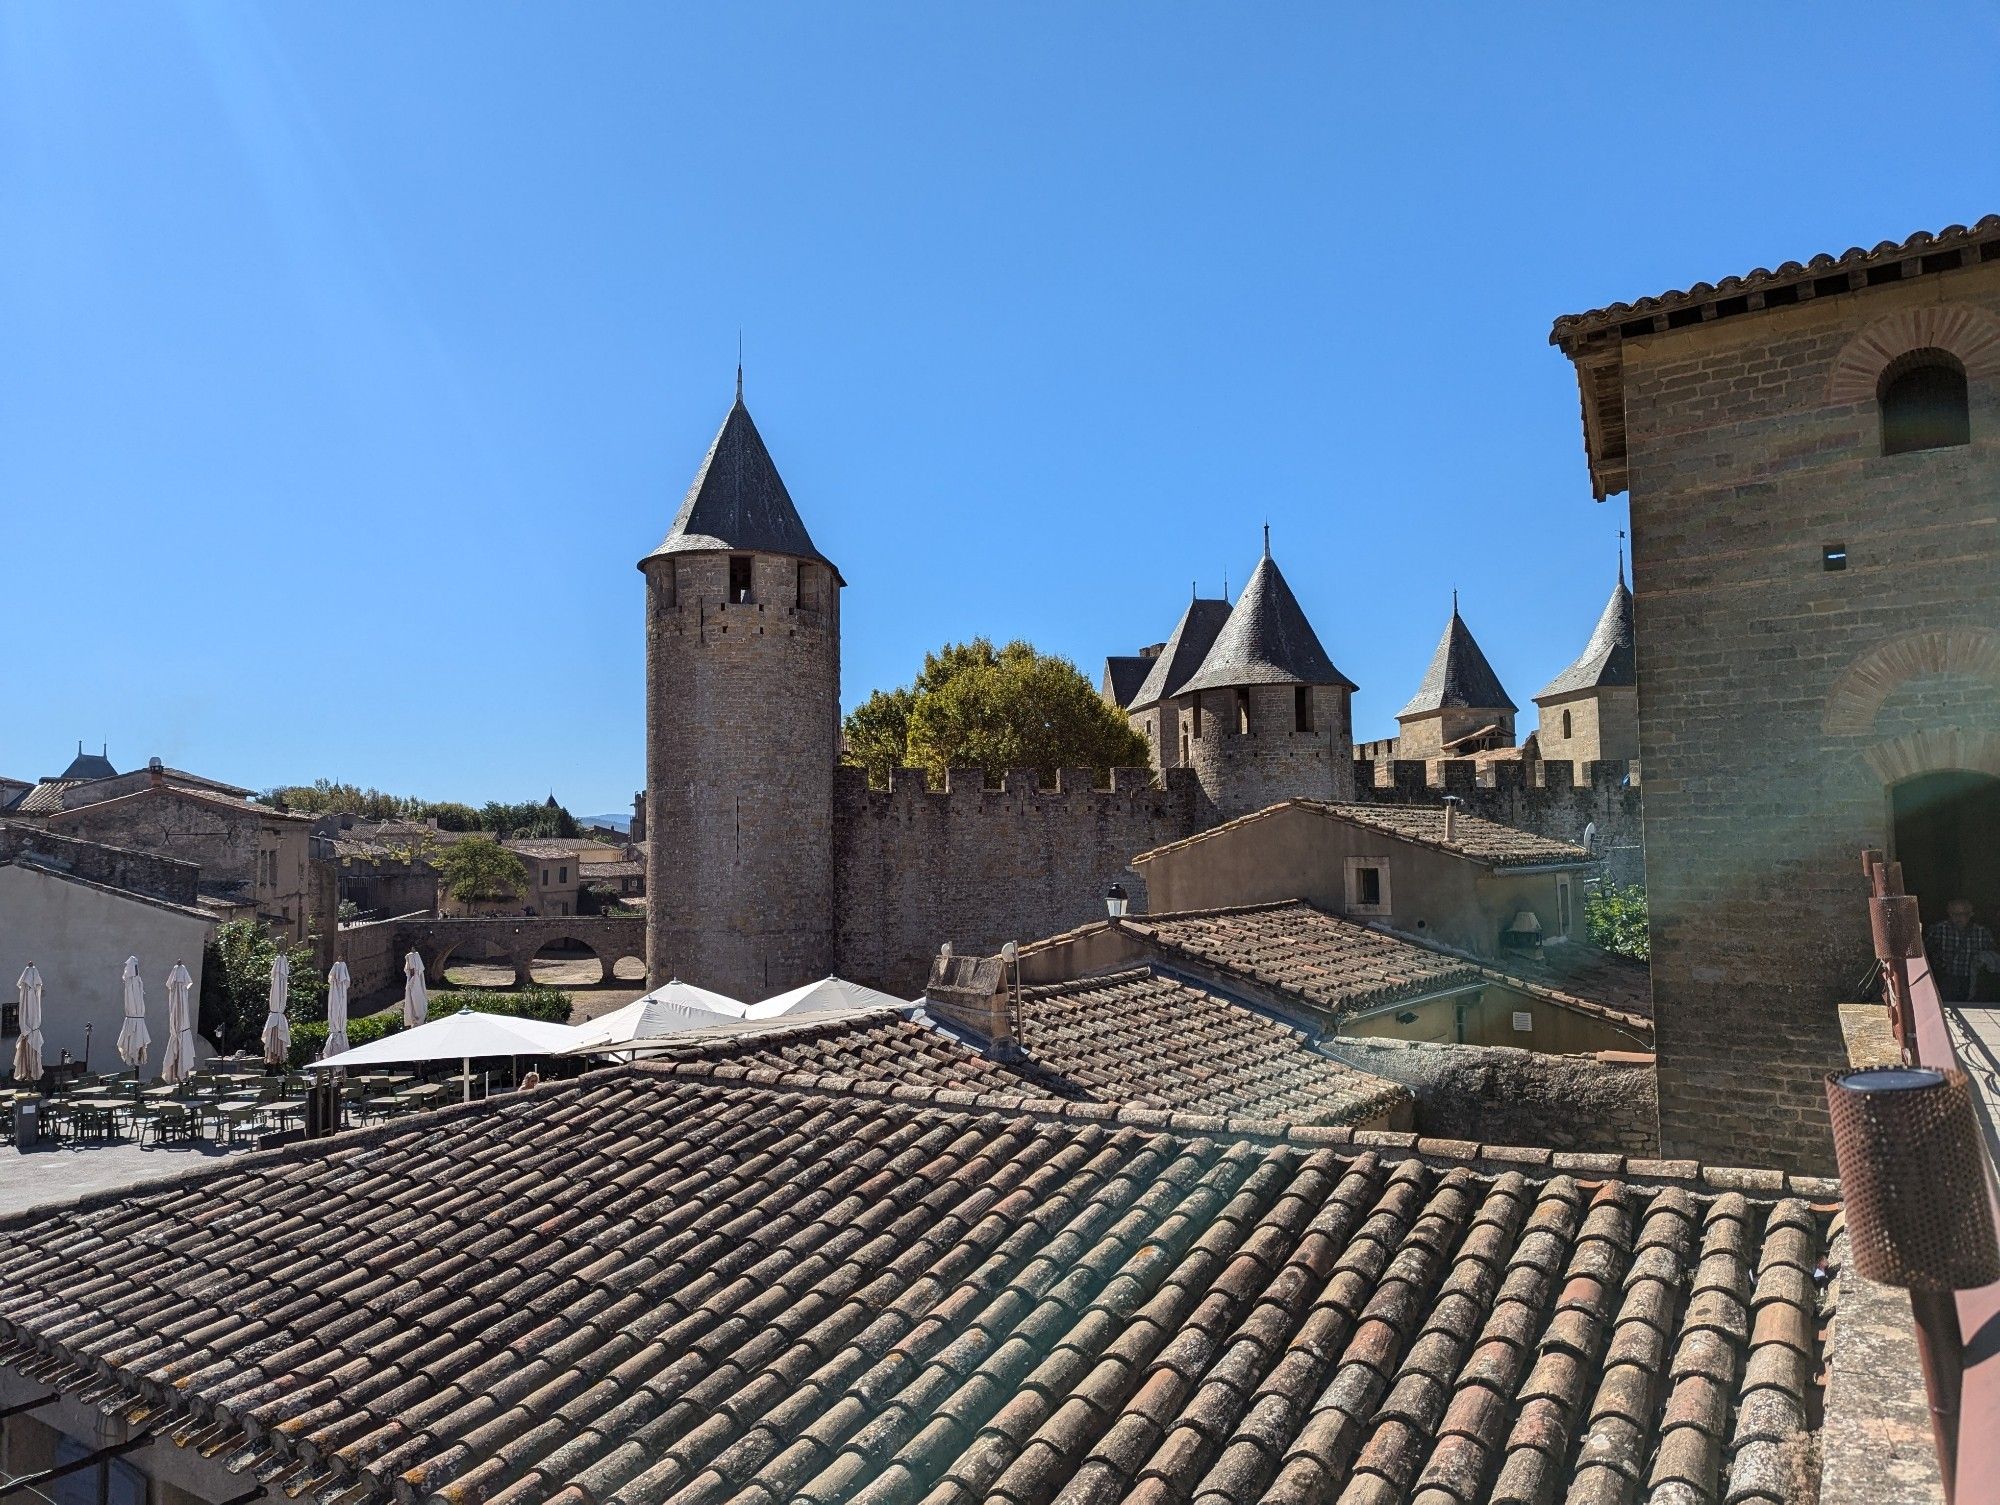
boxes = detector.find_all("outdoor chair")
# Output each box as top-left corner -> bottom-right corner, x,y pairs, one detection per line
139,1101 -> 196,1147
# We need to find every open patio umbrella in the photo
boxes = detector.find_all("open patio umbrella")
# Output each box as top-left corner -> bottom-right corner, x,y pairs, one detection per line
309,1007 -> 583,1101
12,964 -> 43,1084
747,974 -> 912,1020
563,979 -> 745,1055
117,955 -> 151,1068
402,951 -> 429,1029
161,962 -> 198,1085
262,952 -> 292,1066
325,959 -> 351,1059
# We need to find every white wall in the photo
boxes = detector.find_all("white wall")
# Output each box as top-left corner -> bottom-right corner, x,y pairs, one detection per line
0,865 -> 213,1075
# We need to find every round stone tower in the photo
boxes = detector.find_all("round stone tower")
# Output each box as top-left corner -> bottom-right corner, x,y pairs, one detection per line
639,389 -> 842,1000
1171,538 -> 1355,820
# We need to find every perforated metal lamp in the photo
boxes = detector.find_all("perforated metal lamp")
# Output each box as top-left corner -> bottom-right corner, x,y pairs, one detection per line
1105,883 -> 1129,919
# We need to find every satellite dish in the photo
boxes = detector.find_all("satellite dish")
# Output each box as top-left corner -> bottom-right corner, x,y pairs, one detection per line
1581,821 -> 1597,852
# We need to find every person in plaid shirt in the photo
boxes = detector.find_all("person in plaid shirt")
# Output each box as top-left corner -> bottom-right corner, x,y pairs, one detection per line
1926,898 -> 1999,1001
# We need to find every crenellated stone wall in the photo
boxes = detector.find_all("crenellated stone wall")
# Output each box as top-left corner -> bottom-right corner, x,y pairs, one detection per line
832,766 -> 1202,996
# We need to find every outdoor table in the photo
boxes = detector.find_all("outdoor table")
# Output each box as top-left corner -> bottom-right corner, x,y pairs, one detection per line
394,1085 -> 445,1107
259,1100 -> 308,1132
60,1100 -> 123,1143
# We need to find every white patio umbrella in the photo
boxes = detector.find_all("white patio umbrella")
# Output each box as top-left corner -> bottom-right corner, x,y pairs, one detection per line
12,964 -> 44,1084
309,1007 -> 583,1101
747,975 -> 912,1020
117,955 -> 151,1069
402,951 -> 429,1029
161,962 -> 198,1085
324,960 -> 351,1059
262,952 -> 292,1066
563,979 -> 745,1054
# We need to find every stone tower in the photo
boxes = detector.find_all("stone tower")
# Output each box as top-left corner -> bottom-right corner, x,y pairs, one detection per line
1533,566 -> 1637,762
1393,599 -> 1518,756
1170,538 -> 1356,819
639,390 -> 842,1000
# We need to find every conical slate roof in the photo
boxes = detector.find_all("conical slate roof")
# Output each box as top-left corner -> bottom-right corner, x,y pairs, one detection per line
1129,597 -> 1234,710
641,395 -> 840,578
1537,575 -> 1636,699
1178,554 -> 1355,695
1398,608 -> 1516,718
58,743 -> 116,781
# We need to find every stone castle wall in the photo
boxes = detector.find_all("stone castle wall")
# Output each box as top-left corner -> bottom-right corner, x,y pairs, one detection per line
0,823 -> 200,906
1179,683 -> 1354,820
1615,265 -> 2000,1172
832,766 -> 1202,996
1355,757 -> 1645,887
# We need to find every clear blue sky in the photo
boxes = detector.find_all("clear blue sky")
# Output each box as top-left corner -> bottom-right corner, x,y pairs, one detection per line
5,6 -> 1996,814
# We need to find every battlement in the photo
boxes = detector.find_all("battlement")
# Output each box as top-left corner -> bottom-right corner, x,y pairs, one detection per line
834,764 -> 1200,805
1352,757 -> 1640,795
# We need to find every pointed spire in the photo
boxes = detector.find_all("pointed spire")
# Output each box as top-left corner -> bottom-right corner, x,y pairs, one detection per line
736,332 -> 744,403
1536,572 -> 1636,699
1130,592 -> 1234,710
641,391 -> 840,579
1398,604 -> 1515,718
1179,547 -> 1354,695
1617,528 -> 1627,588
1262,522 -> 1271,560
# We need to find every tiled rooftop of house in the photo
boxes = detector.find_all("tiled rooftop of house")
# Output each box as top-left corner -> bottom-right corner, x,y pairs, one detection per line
1134,801 -> 1592,870
1124,902 -> 1489,1016
0,1061 -> 1840,1505
648,1001 -> 1407,1127
1010,968 -> 1410,1125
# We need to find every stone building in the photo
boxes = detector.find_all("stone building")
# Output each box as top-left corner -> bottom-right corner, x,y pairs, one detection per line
1552,212 -> 2000,1172
1391,598 -> 1518,758
1532,565 -> 1638,762
640,386 -> 843,1001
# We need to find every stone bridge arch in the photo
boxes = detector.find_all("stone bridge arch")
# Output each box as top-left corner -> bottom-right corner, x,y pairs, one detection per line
398,915 -> 647,990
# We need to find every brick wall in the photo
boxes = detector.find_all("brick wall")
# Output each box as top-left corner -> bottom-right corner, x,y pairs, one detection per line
1324,1036 -> 1659,1156
832,766 -> 1202,996
1355,758 -> 1645,888
1609,264 -> 2000,1172
0,822 -> 199,906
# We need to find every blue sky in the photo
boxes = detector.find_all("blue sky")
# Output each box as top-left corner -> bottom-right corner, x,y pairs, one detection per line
4,5 -> 1996,814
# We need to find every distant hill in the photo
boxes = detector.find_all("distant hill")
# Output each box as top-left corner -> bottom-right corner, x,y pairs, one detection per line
577,813 -> 632,834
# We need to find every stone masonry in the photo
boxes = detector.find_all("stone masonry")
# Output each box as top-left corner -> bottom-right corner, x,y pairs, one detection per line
1554,217 -> 2000,1172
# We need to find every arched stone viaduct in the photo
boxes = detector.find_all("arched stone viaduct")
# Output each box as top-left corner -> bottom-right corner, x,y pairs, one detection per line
398,916 -> 646,988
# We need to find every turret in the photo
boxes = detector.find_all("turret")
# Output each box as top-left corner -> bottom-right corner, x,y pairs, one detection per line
1534,566 -> 1637,761
639,389 -> 841,998
1394,597 -> 1517,757
1170,536 -> 1355,818
1123,591 -> 1232,773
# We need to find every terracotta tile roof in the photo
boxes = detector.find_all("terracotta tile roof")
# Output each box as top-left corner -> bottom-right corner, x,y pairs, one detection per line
1550,214 -> 2000,344
1012,967 -> 1410,1124
1124,902 -> 1489,1017
1135,800 -> 1592,870
0,1063 -> 1840,1505
650,1002 -> 1405,1127
1470,940 -> 1655,1026
505,838 -> 590,858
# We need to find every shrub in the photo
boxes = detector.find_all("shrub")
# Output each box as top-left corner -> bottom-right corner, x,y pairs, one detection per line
287,1010 -> 404,1069
426,986 -> 572,1025
1585,883 -> 1650,960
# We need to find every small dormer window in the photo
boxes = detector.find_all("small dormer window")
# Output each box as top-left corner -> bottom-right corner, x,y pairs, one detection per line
1880,349 -> 1970,455
729,555 -> 754,603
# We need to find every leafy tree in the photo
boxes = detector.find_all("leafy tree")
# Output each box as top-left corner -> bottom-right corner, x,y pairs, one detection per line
419,801 -> 483,832
434,838 -> 529,904
198,920 -> 327,1053
261,780 -> 424,820
477,799 -> 581,840
1585,883 -> 1650,960
843,637 -> 1149,786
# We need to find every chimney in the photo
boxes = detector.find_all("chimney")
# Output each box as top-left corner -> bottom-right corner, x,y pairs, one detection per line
924,945 -> 1018,1060
147,756 -> 164,791
1442,795 -> 1460,843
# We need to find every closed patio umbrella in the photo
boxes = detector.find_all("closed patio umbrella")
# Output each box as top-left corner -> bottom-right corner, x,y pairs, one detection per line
402,951 -> 429,1029
161,962 -> 197,1085
117,955 -> 151,1069
325,959 -> 351,1059
12,964 -> 43,1084
262,952 -> 292,1066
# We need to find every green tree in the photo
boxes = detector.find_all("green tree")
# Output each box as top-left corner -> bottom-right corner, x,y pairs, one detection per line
1585,883 -> 1650,960
843,637 -> 1149,786
261,780 -> 423,820
435,837 -> 529,905
477,799 -> 581,840
417,801 -> 483,832
197,920 -> 327,1053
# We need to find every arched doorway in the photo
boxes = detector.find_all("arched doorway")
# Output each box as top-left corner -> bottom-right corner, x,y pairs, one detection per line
1892,771 -> 2000,931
